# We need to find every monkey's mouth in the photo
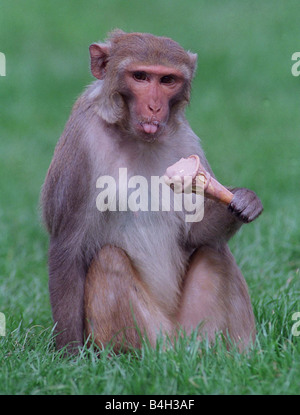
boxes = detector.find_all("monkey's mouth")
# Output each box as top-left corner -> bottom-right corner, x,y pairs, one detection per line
139,120 -> 159,134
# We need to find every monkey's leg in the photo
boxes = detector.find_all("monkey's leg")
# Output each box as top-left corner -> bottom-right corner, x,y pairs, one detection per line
177,246 -> 255,350
84,245 -> 172,351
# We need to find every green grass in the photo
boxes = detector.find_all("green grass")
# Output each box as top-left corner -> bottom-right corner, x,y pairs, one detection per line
1,0 -> 300,395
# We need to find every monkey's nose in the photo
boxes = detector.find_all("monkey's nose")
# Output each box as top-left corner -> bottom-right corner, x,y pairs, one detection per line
148,104 -> 161,114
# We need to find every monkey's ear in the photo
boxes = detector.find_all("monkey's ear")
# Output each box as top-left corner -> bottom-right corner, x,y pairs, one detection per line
89,43 -> 110,79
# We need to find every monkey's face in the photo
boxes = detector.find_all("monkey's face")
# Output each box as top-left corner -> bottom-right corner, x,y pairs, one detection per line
123,64 -> 185,140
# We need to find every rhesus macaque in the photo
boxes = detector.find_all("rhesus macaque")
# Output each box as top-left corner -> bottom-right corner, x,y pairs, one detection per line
41,30 -> 263,354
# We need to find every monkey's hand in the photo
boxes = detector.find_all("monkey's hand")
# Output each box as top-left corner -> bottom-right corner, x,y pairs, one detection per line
228,188 -> 263,223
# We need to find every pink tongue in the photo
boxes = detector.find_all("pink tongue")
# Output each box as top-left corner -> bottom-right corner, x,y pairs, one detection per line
143,123 -> 158,134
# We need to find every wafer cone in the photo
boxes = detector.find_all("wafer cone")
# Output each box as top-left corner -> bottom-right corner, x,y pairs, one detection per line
193,172 -> 233,205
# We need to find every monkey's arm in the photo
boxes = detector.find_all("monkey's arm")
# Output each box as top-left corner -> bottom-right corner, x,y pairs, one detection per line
41,122 -> 93,353
164,153 -> 263,246
164,154 -> 262,218
188,186 -> 263,248
47,234 -> 87,353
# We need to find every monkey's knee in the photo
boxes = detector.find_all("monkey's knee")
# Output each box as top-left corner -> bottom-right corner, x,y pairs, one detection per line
88,245 -> 130,276
177,247 -> 227,332
177,246 -> 255,349
84,245 -> 135,348
84,245 -> 171,351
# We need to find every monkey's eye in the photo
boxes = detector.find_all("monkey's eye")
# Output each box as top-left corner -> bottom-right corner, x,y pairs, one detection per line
160,75 -> 175,84
133,71 -> 147,81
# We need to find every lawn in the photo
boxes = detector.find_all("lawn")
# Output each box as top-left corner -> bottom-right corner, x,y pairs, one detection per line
0,0 -> 299,395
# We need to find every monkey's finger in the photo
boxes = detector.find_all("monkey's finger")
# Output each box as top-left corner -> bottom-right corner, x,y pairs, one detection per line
241,200 -> 263,222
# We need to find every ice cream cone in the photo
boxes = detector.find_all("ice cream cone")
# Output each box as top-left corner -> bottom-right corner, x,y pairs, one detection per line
164,154 -> 234,205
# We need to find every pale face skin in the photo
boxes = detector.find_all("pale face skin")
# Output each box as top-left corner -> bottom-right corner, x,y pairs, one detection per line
124,64 -> 185,136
